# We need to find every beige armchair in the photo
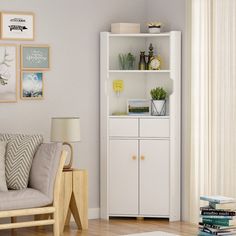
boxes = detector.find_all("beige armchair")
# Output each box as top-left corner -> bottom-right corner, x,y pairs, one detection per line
0,143 -> 67,236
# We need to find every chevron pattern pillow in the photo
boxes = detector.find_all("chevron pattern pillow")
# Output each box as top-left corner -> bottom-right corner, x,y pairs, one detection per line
0,134 -> 43,190
0,141 -> 8,191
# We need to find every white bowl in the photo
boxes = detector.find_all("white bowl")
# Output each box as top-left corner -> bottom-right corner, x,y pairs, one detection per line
148,27 -> 161,34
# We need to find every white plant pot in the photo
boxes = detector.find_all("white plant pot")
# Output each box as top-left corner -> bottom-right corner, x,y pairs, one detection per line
151,100 -> 166,116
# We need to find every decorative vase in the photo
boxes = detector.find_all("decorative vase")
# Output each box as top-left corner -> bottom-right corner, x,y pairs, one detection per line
138,51 -> 146,70
151,100 -> 166,116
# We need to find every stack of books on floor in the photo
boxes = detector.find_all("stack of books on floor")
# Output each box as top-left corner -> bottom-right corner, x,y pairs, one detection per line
199,196 -> 236,235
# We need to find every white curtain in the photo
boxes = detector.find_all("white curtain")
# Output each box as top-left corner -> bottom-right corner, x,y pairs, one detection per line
190,0 -> 236,223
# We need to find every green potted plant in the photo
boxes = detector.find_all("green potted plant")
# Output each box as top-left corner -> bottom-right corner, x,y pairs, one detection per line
150,87 -> 167,116
119,53 -> 135,70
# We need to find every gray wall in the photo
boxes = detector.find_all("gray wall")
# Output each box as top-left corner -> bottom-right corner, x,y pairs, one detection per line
0,0 -> 147,211
147,0 -> 189,221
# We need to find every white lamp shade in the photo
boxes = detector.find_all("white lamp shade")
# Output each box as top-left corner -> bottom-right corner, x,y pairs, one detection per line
51,117 -> 81,143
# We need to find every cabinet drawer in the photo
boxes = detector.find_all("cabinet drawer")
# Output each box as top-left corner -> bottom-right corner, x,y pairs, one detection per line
140,119 -> 170,137
109,118 -> 138,137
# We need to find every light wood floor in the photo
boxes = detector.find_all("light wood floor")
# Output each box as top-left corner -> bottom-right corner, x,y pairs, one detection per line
1,218 -> 197,236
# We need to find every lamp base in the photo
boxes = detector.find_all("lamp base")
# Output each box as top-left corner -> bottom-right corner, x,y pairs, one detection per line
62,142 -> 73,170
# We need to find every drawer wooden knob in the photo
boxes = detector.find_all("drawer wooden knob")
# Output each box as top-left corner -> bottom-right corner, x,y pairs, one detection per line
132,156 -> 137,160
141,156 -> 145,160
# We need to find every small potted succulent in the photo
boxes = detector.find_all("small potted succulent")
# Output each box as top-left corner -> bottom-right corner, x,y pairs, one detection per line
147,22 -> 162,34
150,87 -> 167,116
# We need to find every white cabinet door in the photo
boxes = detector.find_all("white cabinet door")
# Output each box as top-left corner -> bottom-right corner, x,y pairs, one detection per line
139,140 -> 170,216
109,139 -> 139,215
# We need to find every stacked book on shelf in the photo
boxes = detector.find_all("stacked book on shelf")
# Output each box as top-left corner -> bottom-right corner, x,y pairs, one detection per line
199,196 -> 236,235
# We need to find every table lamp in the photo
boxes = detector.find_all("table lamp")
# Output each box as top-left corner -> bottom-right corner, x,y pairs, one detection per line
51,117 -> 81,170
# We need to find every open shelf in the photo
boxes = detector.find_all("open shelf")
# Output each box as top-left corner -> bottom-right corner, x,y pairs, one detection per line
109,35 -> 170,70
109,70 -> 170,73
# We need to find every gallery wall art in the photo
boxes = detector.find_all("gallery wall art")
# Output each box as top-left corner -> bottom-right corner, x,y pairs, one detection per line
21,45 -> 50,70
0,11 -> 51,102
0,12 -> 34,40
21,71 -> 43,99
0,45 -> 17,102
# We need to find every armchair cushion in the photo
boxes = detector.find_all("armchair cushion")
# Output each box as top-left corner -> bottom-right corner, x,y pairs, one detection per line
0,141 -> 7,191
0,134 -> 43,190
0,188 -> 51,211
29,143 -> 62,202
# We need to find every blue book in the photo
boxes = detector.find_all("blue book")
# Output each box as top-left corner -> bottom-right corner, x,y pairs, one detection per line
200,196 -> 236,204
198,232 -> 211,236
201,215 -> 236,220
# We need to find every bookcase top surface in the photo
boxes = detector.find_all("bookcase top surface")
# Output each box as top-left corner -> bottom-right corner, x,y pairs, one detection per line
100,31 -> 181,37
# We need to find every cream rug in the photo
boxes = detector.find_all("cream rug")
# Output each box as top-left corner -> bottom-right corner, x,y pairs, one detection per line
123,232 -> 179,236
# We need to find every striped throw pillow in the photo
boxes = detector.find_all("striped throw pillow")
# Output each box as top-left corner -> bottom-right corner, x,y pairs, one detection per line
0,134 -> 43,190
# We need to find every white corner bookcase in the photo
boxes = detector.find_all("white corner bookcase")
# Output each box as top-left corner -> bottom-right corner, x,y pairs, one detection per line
100,32 -> 181,221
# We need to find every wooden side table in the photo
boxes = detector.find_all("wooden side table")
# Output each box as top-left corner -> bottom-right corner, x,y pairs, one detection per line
59,169 -> 88,233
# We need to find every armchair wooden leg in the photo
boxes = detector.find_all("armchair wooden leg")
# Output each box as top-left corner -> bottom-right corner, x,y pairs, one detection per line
53,210 -> 60,236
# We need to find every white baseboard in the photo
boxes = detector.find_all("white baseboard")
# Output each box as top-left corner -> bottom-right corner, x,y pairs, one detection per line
70,208 -> 100,222
88,208 -> 100,219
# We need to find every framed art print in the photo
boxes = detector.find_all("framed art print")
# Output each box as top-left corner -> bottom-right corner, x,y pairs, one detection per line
21,71 -> 44,100
21,45 -> 50,70
0,12 -> 34,40
127,99 -> 150,115
0,45 -> 17,102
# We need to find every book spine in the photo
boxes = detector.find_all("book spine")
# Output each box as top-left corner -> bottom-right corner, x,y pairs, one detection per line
202,218 -> 230,226
201,215 -> 234,219
201,210 -> 236,216
209,202 -> 236,210
199,223 -> 222,229
201,228 -> 217,235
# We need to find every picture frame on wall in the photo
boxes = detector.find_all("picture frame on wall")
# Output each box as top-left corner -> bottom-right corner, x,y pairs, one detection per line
0,12 -> 35,40
21,71 -> 44,100
0,44 -> 17,103
21,45 -> 50,70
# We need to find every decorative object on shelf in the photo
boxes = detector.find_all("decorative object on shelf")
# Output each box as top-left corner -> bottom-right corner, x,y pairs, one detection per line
149,55 -> 161,70
147,22 -> 162,34
138,51 -> 146,70
119,53 -> 135,70
21,45 -> 50,70
113,80 -> 124,96
127,99 -> 150,115
0,45 -> 17,103
111,23 -> 140,34
147,43 -> 161,70
0,12 -> 34,40
51,117 -> 81,170
21,71 -> 43,99
147,43 -> 154,70
150,87 -> 167,116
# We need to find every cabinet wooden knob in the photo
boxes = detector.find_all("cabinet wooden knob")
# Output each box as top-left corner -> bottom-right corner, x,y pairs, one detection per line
141,156 -> 145,160
132,156 -> 137,160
